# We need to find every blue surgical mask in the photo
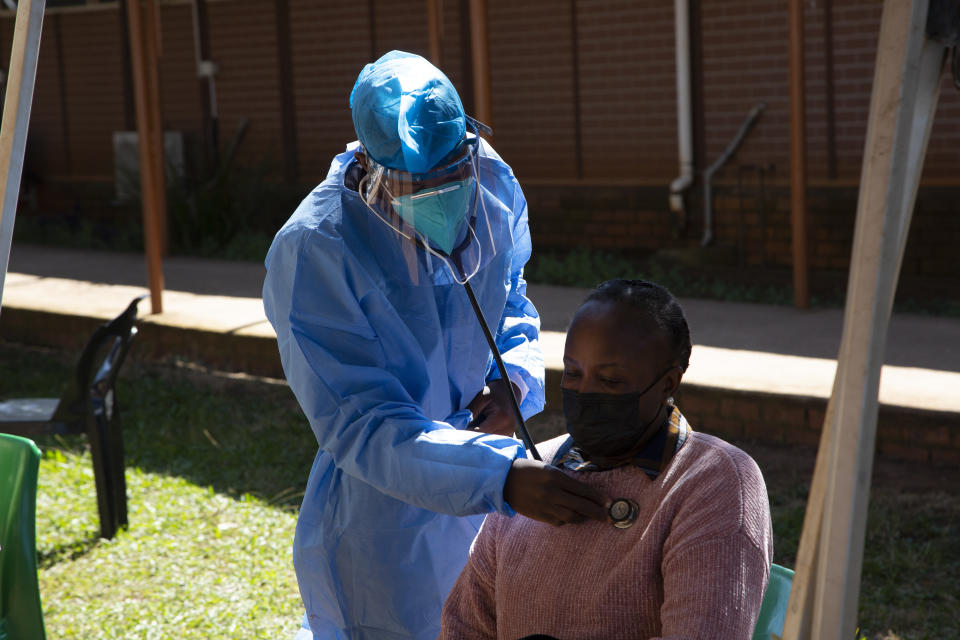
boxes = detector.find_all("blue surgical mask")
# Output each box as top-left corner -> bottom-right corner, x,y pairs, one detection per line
390,177 -> 476,255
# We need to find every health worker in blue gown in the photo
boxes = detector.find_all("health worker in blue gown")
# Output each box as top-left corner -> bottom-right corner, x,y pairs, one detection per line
263,50 -> 609,640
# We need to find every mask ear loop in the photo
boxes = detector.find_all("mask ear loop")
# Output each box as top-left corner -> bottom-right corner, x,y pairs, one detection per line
426,137 -> 489,285
358,171 -> 414,242
416,136 -> 487,284
418,219 -> 482,285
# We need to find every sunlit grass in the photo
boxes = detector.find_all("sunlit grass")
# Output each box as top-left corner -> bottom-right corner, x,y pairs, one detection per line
36,449 -> 300,638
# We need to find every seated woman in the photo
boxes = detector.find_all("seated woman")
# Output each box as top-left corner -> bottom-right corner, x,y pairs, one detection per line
440,279 -> 773,640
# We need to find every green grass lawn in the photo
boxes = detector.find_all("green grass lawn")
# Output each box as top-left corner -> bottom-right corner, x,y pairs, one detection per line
2,341 -> 958,639
2,342 -> 314,639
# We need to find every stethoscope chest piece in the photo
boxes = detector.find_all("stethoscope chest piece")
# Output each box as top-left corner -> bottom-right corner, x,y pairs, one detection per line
609,498 -> 639,529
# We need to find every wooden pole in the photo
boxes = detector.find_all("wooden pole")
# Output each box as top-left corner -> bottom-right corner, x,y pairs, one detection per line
427,0 -> 443,67
804,1 -> 944,637
0,0 -> 44,309
275,0 -> 299,184
145,0 -> 167,257
125,0 -> 165,313
788,0 -> 809,309
468,0 -> 492,138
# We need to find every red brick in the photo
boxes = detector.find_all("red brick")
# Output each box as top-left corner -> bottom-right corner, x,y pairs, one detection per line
807,406 -> 827,432
916,425 -> 953,447
785,428 -> 823,448
877,442 -> 930,464
760,401 -> 807,429
700,417 -> 745,439
720,397 -> 761,422
676,391 -> 721,418
930,449 -> 960,466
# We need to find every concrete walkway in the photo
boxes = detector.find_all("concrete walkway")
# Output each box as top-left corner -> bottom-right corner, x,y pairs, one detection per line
4,243 -> 959,418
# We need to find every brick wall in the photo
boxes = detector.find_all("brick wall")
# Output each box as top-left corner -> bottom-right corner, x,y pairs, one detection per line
4,304 -> 955,466
675,385 -> 960,467
3,0 -> 959,282
536,369 -> 960,465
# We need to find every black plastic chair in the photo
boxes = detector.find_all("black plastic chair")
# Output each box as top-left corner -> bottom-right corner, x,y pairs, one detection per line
0,296 -> 144,539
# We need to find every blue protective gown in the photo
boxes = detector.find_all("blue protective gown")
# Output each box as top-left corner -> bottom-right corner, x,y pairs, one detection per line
263,140 -> 545,640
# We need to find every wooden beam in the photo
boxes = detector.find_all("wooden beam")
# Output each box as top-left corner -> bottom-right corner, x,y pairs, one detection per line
118,0 -> 137,131
822,0 -> 837,180
53,15 -> 72,172
368,0 -> 377,61
468,0 -> 492,136
144,0 -> 167,257
809,1 -> 945,636
0,0 -> 44,308
788,0 -> 809,309
457,0 -> 474,113
125,0 -> 165,314
427,0 -> 443,67
569,0 -> 582,179
275,0 -> 298,184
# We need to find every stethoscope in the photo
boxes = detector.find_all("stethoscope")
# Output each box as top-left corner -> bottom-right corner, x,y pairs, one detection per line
367,184 -> 643,527
432,236 -> 646,529
468,274 -> 641,530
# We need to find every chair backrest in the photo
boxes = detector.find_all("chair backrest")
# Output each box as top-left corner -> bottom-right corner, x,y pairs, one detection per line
752,563 -> 795,640
0,434 -> 45,640
51,295 -> 144,423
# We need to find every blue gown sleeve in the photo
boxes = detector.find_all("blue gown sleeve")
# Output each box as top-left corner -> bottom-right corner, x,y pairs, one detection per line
264,224 -> 524,518
485,179 -> 546,420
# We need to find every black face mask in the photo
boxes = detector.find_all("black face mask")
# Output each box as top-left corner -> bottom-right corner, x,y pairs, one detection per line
562,368 -> 673,460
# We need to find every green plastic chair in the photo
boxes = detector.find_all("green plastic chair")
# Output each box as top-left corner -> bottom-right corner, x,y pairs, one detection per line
752,563 -> 795,640
0,434 -> 45,640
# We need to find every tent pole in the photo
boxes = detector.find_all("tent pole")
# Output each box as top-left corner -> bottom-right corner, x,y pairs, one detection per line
0,0 -> 45,310
783,0 -> 946,636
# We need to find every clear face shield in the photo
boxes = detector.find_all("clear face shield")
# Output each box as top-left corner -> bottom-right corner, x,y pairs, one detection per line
357,121 -> 542,459
357,123 -> 497,285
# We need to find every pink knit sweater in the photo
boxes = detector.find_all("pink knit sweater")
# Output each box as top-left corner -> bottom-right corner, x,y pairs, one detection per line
440,431 -> 773,640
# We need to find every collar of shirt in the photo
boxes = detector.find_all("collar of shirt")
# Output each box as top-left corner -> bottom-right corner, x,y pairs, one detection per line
552,405 -> 691,479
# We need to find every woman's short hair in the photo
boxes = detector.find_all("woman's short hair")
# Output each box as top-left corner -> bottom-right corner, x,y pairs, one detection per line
585,279 -> 692,372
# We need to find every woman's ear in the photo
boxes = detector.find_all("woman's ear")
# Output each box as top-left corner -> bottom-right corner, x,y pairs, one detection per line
661,366 -> 683,400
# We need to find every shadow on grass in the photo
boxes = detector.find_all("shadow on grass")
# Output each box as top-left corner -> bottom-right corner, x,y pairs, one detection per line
121,363 -> 316,511
37,535 -> 102,569
0,343 -> 315,512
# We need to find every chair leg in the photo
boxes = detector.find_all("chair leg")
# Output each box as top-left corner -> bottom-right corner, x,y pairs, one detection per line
105,402 -> 128,530
87,407 -> 117,540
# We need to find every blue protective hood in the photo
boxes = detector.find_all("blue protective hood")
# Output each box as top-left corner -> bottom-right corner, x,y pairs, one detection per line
350,50 -> 467,174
